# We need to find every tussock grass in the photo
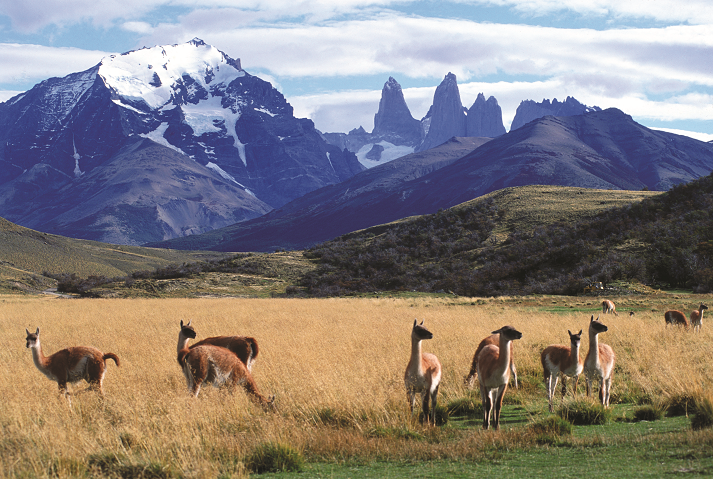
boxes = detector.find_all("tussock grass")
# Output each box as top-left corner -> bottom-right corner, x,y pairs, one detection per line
692,394 -> 713,430
1,294 -> 712,476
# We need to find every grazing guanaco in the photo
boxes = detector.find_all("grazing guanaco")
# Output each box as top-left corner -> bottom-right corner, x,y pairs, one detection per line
465,333 -> 517,389
690,303 -> 708,333
477,325 -> 522,430
541,329 -> 583,412
583,316 -> 615,407
404,319 -> 442,426
602,300 -> 618,316
174,319 -> 258,371
189,334 -> 259,372
177,321 -> 274,409
664,310 -> 690,329
25,327 -> 119,403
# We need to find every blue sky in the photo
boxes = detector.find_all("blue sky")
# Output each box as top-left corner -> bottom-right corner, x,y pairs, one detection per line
1,0 -> 712,140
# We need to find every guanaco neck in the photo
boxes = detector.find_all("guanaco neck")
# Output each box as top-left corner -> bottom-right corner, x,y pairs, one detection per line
571,339 -> 581,362
410,335 -> 424,375
588,329 -> 600,363
177,332 -> 191,364
497,335 -> 512,372
29,340 -> 49,372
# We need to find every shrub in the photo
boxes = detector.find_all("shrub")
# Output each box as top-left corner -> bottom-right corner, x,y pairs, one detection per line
446,397 -> 483,418
557,399 -> 611,425
665,393 -> 698,417
87,452 -> 176,479
529,415 -> 573,436
691,395 -> 713,430
528,415 -> 573,444
245,442 -> 304,474
633,404 -> 665,422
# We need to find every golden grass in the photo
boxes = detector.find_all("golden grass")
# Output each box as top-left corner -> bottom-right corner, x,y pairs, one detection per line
1,295 -> 712,477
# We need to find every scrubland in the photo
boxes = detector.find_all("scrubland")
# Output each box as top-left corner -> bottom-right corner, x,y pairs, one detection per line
1,294 -> 712,477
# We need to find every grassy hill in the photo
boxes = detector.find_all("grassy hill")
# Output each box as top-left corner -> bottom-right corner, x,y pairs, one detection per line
0,185 -> 664,297
0,217 -> 233,293
350,185 -> 659,241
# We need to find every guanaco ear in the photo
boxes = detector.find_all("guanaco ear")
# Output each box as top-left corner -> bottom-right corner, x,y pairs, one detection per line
419,319 -> 424,326
36,327 -> 40,335
180,320 -> 184,327
590,315 -> 594,322
568,329 -> 572,335
413,319 -> 417,327
25,328 -> 30,335
578,329 -> 583,335
187,319 -> 192,326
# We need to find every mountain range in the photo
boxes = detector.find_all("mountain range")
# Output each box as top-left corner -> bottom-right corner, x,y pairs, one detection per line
2,39 -> 713,251
0,39 -> 363,245
151,107 -> 713,252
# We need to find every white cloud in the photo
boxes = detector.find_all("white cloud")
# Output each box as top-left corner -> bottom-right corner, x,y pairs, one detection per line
653,128 -> 713,142
0,43 -> 109,84
138,18 -> 713,93
122,21 -> 154,34
457,0 -> 713,25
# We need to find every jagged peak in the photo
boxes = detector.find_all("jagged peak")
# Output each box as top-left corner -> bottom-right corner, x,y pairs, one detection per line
384,76 -> 400,90
98,39 -> 245,109
442,72 -> 458,85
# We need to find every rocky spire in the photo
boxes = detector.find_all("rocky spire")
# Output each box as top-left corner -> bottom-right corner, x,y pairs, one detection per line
466,93 -> 506,137
372,77 -> 422,147
416,73 -> 467,152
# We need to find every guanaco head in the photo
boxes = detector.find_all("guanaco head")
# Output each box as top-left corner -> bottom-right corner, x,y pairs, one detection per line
700,304 -> 709,311
263,395 -> 278,412
568,329 -> 583,346
589,315 -> 608,334
180,320 -> 197,340
412,319 -> 433,341
25,327 -> 39,348
492,325 -> 522,341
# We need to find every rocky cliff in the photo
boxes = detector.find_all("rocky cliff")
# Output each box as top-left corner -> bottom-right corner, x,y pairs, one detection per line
416,73 -> 467,152
510,96 -> 601,131
466,93 -> 506,137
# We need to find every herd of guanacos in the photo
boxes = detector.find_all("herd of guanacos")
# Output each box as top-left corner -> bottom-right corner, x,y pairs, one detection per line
24,299 -> 707,428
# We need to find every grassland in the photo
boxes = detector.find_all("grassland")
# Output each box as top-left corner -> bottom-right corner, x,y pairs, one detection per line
0,217 -> 235,294
2,293 -> 712,478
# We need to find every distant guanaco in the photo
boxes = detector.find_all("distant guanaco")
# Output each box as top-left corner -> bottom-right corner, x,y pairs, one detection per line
25,327 -> 119,404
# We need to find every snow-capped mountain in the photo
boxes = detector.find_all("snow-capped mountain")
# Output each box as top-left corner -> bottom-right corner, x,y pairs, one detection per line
0,39 -> 363,244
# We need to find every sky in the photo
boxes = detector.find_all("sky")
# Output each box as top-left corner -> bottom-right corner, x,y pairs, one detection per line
1,1 -> 713,141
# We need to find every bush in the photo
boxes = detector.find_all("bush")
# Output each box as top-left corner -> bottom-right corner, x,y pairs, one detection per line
692,395 -> 713,430
557,399 -> 611,425
87,452 -> 176,479
665,393 -> 698,417
446,397 -> 483,418
633,404 -> 665,422
528,416 -> 573,445
245,442 -> 304,474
